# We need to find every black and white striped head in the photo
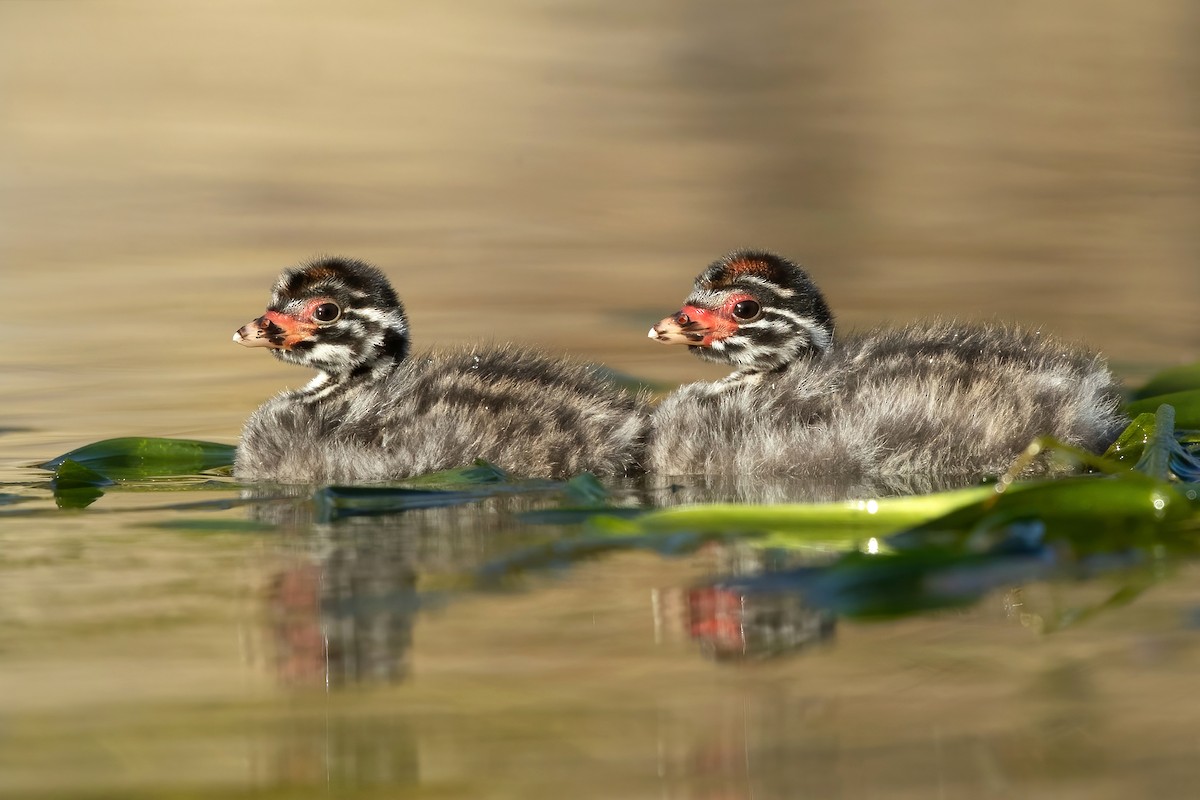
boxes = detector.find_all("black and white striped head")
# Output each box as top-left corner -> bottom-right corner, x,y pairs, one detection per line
649,249 -> 835,371
233,256 -> 410,376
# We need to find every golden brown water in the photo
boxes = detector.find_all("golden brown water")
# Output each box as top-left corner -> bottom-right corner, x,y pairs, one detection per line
2,2 -> 1199,797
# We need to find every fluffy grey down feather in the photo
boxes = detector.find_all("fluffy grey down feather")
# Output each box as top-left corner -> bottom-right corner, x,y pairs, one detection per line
235,345 -> 647,484
647,321 -> 1127,480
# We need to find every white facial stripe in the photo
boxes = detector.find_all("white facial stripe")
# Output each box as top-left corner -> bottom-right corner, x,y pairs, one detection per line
738,318 -> 791,333
351,307 -> 390,324
303,342 -> 354,364
771,308 -> 832,352
738,275 -> 796,298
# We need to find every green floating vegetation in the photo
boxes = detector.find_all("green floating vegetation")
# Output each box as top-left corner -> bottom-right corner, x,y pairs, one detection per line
1131,361 -> 1200,401
400,459 -> 511,487
1126,389 -> 1200,429
312,463 -> 613,521
623,484 -> 996,541
561,472 -> 609,506
313,485 -> 502,520
40,437 -> 236,481
35,437 -> 237,509
1106,405 -> 1200,482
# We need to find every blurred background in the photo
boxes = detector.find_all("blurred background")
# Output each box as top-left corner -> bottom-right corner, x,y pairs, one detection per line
4,5 -> 1200,797
2,0 -> 1198,453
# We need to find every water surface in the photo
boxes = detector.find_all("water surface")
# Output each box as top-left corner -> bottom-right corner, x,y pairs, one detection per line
2,2 -> 1199,797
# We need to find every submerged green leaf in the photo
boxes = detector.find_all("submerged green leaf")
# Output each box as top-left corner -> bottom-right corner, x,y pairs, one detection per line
314,485 -> 496,519
40,437 -> 236,481
561,472 -> 609,506
400,459 -> 510,487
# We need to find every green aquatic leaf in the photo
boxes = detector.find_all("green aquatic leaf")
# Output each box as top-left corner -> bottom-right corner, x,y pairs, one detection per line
628,484 -> 997,539
1122,405 -> 1200,483
890,473 -> 1191,553
40,437 -> 236,481
49,458 -> 113,510
561,472 -> 609,506
313,485 -> 496,519
1126,389 -> 1200,428
1103,407 -> 1200,482
50,458 -> 114,490
1131,362 -> 1200,400
400,459 -> 510,486
1104,413 -> 1156,465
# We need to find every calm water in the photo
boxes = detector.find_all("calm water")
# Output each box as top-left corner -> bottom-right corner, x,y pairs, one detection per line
2,2 -> 1200,797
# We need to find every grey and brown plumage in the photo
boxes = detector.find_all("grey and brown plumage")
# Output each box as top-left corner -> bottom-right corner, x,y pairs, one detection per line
647,249 -> 1127,480
233,257 -> 646,484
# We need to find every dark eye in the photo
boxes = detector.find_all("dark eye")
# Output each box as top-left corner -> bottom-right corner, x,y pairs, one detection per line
732,300 -> 761,321
313,302 -> 341,324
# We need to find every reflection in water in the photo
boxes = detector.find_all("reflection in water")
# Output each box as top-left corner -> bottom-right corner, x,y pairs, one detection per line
654,542 -> 839,661
257,488 -> 577,687
648,470 -> 980,506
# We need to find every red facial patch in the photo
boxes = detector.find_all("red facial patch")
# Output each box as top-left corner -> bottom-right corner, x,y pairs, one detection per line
678,304 -> 738,345
260,310 -> 318,349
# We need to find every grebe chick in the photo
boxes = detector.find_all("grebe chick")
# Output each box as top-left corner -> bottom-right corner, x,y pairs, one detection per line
647,249 -> 1126,480
234,257 -> 646,483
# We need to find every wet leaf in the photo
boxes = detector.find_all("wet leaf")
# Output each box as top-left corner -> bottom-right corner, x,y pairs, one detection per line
49,459 -> 111,510
1104,413 -> 1156,465
51,459 -> 114,490
561,473 -> 609,506
890,472 -> 1190,553
627,484 -> 997,539
401,459 -> 510,487
313,485 -> 496,520
40,437 -> 236,481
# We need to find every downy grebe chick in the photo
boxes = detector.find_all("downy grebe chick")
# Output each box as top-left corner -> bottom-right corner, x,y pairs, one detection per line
646,249 -> 1127,480
234,257 -> 646,483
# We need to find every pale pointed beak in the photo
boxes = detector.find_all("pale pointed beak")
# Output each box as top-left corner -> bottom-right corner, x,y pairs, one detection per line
649,313 -> 704,345
233,311 -> 315,350
648,306 -> 730,347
